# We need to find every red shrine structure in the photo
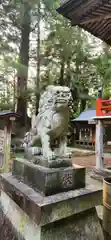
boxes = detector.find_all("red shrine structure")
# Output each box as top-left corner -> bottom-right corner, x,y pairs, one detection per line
96,98 -> 111,117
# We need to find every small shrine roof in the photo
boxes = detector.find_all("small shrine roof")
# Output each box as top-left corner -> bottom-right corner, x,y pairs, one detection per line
0,112 -> 20,119
91,116 -> 111,120
73,108 -> 96,122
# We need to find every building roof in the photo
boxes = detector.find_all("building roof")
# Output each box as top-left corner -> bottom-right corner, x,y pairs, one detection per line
73,108 -> 96,122
57,0 -> 111,45
92,116 -> 111,120
0,112 -> 20,119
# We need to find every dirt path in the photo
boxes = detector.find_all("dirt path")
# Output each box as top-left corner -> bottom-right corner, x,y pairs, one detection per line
72,154 -> 111,168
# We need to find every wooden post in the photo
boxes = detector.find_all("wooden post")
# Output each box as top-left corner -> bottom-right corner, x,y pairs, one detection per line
95,120 -> 104,169
79,129 -> 82,140
90,128 -> 92,141
3,120 -> 11,172
0,114 -> 17,173
0,129 -> 5,170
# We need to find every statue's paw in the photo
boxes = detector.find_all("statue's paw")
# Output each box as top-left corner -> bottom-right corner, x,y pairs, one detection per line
23,143 -> 27,148
28,141 -> 33,147
64,152 -> 72,158
27,143 -> 31,147
60,151 -> 72,158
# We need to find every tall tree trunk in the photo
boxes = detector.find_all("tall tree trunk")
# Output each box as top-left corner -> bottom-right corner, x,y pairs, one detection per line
35,1 -> 41,115
17,2 -> 30,126
59,59 -> 65,86
66,57 -> 71,86
80,89 -> 88,113
71,87 -> 79,114
80,99 -> 86,113
71,56 -> 80,112
13,70 -> 16,111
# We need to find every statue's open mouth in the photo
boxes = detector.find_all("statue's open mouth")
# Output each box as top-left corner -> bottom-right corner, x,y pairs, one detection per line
56,99 -> 67,103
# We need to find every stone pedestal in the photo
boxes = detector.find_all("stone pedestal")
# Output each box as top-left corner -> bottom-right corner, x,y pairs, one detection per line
0,172 -> 104,240
24,153 -> 72,168
91,168 -> 111,182
12,158 -> 85,196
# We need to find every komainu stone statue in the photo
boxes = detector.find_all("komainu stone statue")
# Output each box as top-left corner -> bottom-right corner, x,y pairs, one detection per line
23,85 -> 72,162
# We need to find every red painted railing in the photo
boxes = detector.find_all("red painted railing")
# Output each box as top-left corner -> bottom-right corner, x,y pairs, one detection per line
96,98 -> 111,116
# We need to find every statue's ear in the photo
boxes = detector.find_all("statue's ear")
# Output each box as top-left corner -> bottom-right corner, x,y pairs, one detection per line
31,114 -> 36,129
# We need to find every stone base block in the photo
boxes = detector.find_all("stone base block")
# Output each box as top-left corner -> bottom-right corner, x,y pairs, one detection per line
91,168 -> 111,182
41,208 -> 104,239
0,173 -> 103,225
24,153 -> 72,168
0,173 -> 104,240
0,207 -> 20,240
12,158 -> 85,195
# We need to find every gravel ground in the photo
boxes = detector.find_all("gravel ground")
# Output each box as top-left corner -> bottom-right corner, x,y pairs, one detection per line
72,154 -> 111,168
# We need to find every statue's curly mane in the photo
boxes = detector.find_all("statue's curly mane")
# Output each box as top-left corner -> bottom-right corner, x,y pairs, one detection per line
38,85 -> 71,116
38,86 -> 57,115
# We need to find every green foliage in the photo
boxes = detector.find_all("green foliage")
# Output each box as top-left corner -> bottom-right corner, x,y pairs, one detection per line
0,0 -> 111,121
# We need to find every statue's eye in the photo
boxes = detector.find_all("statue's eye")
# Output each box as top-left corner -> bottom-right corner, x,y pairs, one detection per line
57,91 -> 60,94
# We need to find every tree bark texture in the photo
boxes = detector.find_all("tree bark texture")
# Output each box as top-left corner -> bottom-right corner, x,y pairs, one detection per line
59,59 -> 65,86
17,2 -> 31,126
36,1 -> 41,115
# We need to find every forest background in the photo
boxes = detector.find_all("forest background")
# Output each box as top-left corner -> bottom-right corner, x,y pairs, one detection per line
0,0 -> 111,135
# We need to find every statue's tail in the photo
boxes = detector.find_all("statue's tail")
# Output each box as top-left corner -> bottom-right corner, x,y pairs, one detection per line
31,114 -> 37,129
23,114 -> 39,148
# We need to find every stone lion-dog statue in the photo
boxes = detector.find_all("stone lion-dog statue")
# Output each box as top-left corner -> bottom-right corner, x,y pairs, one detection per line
23,85 -> 72,161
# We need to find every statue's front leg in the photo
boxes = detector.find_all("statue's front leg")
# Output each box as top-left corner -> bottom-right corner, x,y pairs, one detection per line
41,133 -> 55,161
28,135 -> 38,147
59,136 -> 69,157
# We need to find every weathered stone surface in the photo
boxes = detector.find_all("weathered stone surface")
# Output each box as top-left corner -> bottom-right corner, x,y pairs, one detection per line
0,207 -> 22,240
23,85 -> 72,162
0,175 -> 104,240
41,208 -> 104,240
91,168 -> 111,182
12,158 -> 85,195
0,173 -> 102,226
29,155 -> 72,168
103,206 -> 111,236
0,190 -> 40,240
